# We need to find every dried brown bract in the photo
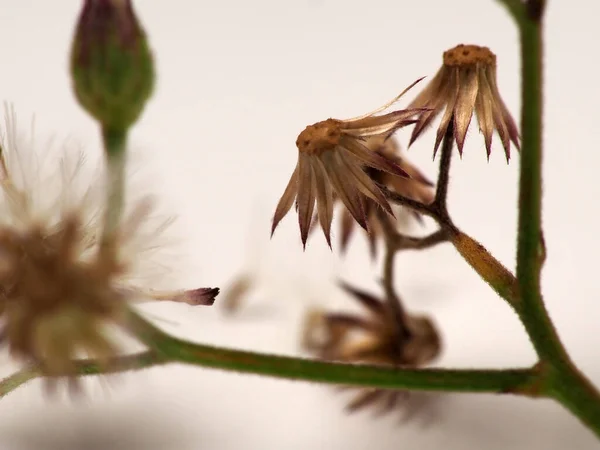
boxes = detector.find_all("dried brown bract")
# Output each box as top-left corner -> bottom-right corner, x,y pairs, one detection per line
339,136 -> 435,256
408,44 -> 519,160
303,283 -> 441,415
271,80 -> 427,248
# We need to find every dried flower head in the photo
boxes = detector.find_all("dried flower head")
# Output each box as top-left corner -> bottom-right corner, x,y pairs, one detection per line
303,283 -> 441,415
271,80 -> 426,248
0,108 -> 217,379
408,44 -> 519,160
338,136 -> 435,256
0,215 -> 126,374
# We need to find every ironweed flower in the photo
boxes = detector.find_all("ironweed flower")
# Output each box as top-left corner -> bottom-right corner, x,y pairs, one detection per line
338,136 -> 434,256
303,283 -> 441,415
271,80 -> 426,248
0,108 -> 216,380
408,44 -> 519,160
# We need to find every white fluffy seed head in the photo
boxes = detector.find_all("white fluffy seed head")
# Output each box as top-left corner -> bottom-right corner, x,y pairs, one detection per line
0,105 -> 181,372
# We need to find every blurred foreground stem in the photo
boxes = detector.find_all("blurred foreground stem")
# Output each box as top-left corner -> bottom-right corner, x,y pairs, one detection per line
0,310 -> 539,398
101,126 -> 128,249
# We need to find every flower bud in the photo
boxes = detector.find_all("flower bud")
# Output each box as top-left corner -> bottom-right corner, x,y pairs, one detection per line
70,0 -> 154,130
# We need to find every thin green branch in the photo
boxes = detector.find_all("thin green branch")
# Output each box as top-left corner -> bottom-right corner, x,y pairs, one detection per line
495,0 -> 526,24
496,0 -> 600,438
433,119 -> 455,222
0,334 -> 540,400
0,367 -> 40,398
380,187 -> 437,219
0,351 -> 165,399
380,224 -> 410,340
126,310 -> 538,394
392,229 -> 449,251
383,197 -> 519,310
511,0 -> 563,364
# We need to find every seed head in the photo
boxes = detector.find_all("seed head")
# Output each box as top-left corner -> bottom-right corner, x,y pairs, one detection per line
408,44 -> 519,160
272,80 -> 426,248
0,216 -> 125,374
303,283 -> 441,415
0,107 -> 218,384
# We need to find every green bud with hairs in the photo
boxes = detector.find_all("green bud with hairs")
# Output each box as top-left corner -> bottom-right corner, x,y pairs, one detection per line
70,0 -> 154,132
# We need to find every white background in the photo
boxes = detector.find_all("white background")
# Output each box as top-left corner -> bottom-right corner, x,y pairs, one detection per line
0,0 -> 599,449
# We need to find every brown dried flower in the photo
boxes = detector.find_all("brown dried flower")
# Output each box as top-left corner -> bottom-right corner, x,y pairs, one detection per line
408,44 -> 519,160
338,136 -> 435,256
271,80 -> 426,248
303,283 -> 441,415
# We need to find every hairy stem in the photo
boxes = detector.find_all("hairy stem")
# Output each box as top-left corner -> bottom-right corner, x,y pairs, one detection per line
126,310 -> 538,394
496,0 -> 600,438
512,0 -> 563,365
101,126 -> 128,249
0,367 -> 40,398
392,229 -> 449,251
0,351 -> 164,399
381,231 -> 409,340
384,119 -> 519,310
0,333 -> 540,399
451,230 -> 520,310
433,120 -> 455,222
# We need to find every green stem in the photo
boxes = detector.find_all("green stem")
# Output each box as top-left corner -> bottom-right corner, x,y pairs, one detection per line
514,0 -> 555,362
549,369 -> 600,438
496,0 -> 600,438
126,310 -> 537,394
0,367 -> 40,398
0,351 -> 164,399
433,118 -> 455,222
101,126 -> 128,248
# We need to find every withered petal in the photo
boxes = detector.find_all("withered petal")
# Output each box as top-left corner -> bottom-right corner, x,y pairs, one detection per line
322,152 -> 368,231
453,67 -> 480,154
347,389 -> 387,413
434,69 -> 459,156
339,282 -> 386,317
486,66 -> 520,161
297,154 -> 316,248
408,69 -> 448,110
337,149 -> 394,217
367,223 -> 378,260
340,208 -> 355,253
475,69 -> 495,159
499,100 -> 520,161
376,391 -> 400,416
169,287 -> 220,306
325,313 -> 379,332
398,160 -> 435,188
341,110 -> 423,139
340,136 -> 409,178
344,77 -> 426,123
408,68 -> 450,146
311,157 -> 334,248
271,164 -> 299,236
387,176 -> 435,205
491,101 -> 511,161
